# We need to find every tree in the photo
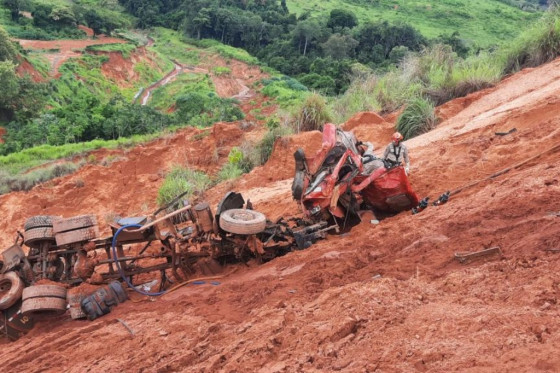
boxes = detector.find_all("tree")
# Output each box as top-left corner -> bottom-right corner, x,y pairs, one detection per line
327,9 -> 358,30
3,0 -> 23,22
0,61 -> 19,109
50,6 -> 77,27
321,34 -> 358,60
192,8 -> 212,39
0,26 -> 18,62
281,0 -> 288,13
293,19 -> 323,56
436,31 -> 470,58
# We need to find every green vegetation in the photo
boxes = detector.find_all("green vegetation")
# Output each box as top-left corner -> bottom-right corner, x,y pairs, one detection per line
0,133 -> 160,175
213,66 -> 231,76
119,0 -> 543,99
330,75 -> 381,124
286,0 -> 541,47
0,160 -> 84,195
0,0 -> 134,39
149,73 -> 244,127
396,97 -> 438,140
497,8 -> 560,73
157,165 -> 212,207
1,0 -> 558,192
332,7 -> 560,126
150,28 -> 200,66
291,93 -> 332,133
217,147 -> 254,181
85,43 -> 136,58
257,120 -> 293,165
190,38 -> 258,65
260,75 -> 308,108
23,52 -> 50,76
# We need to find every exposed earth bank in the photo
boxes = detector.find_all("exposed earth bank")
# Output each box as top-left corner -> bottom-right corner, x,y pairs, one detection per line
0,56 -> 559,372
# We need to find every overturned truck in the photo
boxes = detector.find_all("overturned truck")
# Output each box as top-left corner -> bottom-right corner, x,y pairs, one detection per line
292,123 -> 419,227
0,192 -> 333,340
0,123 -> 421,341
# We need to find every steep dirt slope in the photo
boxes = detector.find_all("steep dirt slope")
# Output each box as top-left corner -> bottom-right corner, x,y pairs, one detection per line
1,57 -> 560,372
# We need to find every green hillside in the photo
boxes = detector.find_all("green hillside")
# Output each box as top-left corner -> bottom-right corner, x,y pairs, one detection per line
286,0 -> 542,47
1,0 -> 559,195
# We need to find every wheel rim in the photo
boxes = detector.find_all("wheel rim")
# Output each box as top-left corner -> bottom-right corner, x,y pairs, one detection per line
230,210 -> 255,221
0,279 -> 12,297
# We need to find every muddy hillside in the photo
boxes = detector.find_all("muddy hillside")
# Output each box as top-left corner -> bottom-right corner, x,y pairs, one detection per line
0,53 -> 559,372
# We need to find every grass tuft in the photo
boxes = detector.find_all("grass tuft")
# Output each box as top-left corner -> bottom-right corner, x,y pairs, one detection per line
0,161 -> 84,195
291,93 -> 332,133
156,165 -> 211,207
396,97 -> 438,140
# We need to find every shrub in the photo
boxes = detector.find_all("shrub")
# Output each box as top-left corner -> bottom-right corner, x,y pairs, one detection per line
329,74 -> 381,123
498,8 -> 560,74
213,66 -> 231,76
0,161 -> 84,194
217,162 -> 244,181
257,125 -> 292,165
217,146 -> 254,181
291,93 -> 332,133
396,97 -> 438,140
156,166 -> 211,207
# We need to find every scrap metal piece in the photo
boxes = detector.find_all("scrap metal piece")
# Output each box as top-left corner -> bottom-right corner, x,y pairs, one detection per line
1,245 -> 26,274
495,128 -> 517,136
117,318 -> 135,335
455,246 -> 502,264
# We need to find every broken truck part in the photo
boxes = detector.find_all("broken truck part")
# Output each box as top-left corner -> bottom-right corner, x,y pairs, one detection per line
0,191 -> 332,340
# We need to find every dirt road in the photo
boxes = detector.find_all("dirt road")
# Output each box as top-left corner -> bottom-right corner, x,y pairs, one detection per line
0,57 -> 559,372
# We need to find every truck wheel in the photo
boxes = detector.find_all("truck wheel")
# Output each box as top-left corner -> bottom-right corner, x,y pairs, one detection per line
24,227 -> 55,248
22,284 -> 67,300
55,226 -> 99,246
22,284 -> 67,316
22,297 -> 67,316
24,215 -> 58,231
53,215 -> 97,234
219,209 -> 266,235
0,272 -> 24,310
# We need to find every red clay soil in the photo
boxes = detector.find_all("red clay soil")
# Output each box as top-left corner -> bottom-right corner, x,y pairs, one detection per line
98,47 -> 165,89
78,25 -> 95,37
1,57 -> 560,372
15,58 -> 44,82
0,127 -> 5,143
17,35 -> 126,76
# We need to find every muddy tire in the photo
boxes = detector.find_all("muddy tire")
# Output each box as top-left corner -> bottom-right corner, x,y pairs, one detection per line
22,297 -> 67,316
53,215 -> 97,234
22,285 -> 67,300
219,209 -> 266,235
22,284 -> 67,316
24,227 -> 55,248
0,272 -> 24,310
24,215 -> 58,231
55,226 -> 99,246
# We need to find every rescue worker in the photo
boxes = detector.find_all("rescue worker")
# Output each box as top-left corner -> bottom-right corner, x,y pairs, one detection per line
357,141 -> 384,175
383,132 -> 410,175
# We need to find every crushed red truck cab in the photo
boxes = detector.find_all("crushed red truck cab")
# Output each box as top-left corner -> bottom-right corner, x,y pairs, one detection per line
292,123 -> 419,226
